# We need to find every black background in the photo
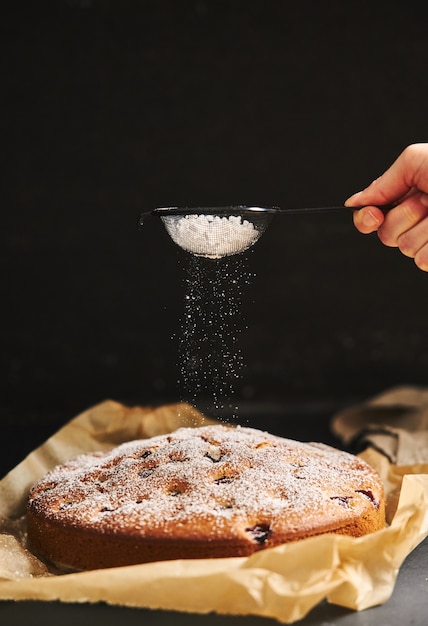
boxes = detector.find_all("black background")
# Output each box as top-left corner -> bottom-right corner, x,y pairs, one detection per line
2,5 -> 428,623
3,0 -> 428,438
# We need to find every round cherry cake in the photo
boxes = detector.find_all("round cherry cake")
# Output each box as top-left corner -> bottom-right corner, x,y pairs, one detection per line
26,424 -> 385,571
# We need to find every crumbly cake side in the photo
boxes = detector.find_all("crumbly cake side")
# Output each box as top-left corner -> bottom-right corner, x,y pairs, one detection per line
26,424 -> 385,571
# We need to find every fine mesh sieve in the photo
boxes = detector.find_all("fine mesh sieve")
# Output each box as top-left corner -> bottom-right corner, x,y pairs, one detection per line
138,204 -> 394,259
139,206 -> 276,259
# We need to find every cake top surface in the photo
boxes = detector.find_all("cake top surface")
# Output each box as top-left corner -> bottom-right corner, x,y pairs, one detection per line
28,424 -> 383,541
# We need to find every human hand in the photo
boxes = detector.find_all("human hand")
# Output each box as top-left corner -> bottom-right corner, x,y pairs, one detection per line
345,143 -> 428,271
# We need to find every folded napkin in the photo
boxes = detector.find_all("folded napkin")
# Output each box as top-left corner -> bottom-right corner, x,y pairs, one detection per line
331,386 -> 428,465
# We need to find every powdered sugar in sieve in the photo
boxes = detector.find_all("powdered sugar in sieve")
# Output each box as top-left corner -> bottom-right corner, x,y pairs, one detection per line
161,214 -> 261,259
138,206 -> 277,259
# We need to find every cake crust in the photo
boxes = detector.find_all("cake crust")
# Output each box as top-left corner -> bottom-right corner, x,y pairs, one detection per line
26,424 -> 385,571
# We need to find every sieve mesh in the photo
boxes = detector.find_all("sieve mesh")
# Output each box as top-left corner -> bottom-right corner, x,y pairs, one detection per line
160,210 -> 274,259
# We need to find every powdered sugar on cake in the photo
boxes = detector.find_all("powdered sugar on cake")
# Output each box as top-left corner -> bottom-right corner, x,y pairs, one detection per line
28,425 -> 383,540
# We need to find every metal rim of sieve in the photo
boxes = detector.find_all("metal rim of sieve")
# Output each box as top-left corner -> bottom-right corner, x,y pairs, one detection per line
138,206 -> 278,258
138,205 -> 279,226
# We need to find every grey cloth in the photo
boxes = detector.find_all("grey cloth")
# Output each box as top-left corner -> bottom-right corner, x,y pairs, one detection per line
331,386 -> 428,465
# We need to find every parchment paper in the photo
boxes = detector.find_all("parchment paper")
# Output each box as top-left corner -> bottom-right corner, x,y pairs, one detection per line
1,399 -> 428,624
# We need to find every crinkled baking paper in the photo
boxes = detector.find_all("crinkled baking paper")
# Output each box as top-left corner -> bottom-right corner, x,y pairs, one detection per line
1,400 -> 428,624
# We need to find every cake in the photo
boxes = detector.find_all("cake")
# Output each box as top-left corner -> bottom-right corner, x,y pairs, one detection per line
26,424 -> 385,571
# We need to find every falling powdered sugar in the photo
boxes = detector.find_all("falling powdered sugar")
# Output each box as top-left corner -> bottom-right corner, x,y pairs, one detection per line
162,214 -> 260,259
177,255 -> 253,421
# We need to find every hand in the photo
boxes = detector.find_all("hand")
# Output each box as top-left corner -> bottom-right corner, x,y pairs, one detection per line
345,143 -> 428,271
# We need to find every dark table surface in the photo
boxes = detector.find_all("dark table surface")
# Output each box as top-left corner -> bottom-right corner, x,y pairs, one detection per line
1,400 -> 427,626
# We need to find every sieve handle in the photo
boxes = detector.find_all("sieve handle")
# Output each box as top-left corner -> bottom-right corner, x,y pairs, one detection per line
137,204 -> 396,228
275,204 -> 395,215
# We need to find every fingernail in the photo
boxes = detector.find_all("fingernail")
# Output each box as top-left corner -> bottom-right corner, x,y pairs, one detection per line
344,192 -> 362,206
362,209 -> 380,228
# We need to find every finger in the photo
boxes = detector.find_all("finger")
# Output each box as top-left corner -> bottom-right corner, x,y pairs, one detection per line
397,187 -> 420,203
345,143 -> 428,207
352,206 -> 385,233
376,193 -> 428,247
397,214 -> 428,258
414,242 -> 428,272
